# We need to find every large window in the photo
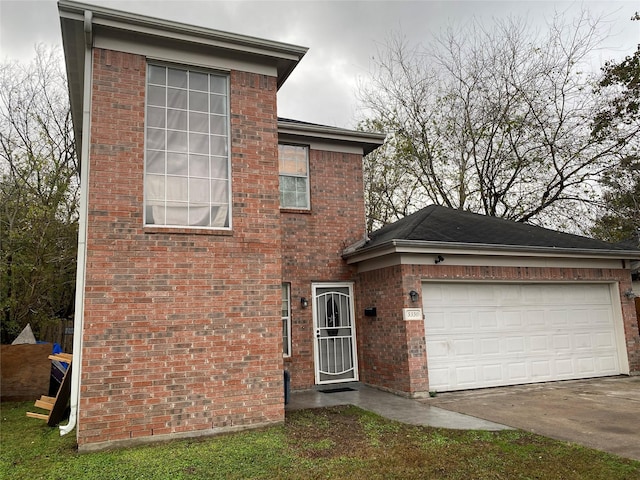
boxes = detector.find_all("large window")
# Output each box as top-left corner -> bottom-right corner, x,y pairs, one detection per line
145,64 -> 230,228
278,144 -> 309,209
282,283 -> 291,357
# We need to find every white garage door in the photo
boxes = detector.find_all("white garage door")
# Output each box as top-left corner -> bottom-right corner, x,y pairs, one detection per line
422,283 -> 623,392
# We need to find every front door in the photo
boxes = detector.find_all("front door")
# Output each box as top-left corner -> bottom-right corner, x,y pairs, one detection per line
313,283 -> 358,384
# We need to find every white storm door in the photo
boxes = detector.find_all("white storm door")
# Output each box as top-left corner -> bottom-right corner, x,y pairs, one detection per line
313,283 -> 359,384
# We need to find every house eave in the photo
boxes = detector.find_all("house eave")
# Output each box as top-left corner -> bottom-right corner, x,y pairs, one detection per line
343,239 -> 640,264
277,121 -> 386,155
59,1 -> 307,70
59,0 -> 308,152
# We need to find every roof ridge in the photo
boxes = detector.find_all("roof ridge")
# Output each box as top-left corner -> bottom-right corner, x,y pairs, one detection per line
404,205 -> 437,239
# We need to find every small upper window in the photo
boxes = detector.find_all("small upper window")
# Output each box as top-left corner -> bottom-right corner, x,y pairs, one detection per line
278,144 -> 309,209
145,64 -> 230,229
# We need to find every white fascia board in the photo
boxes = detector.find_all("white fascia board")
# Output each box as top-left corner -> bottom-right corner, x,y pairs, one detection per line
58,1 -> 307,90
400,254 -> 623,269
59,1 -> 307,61
277,124 -> 385,155
278,133 -> 363,155
94,33 -> 278,78
344,239 -> 640,265
90,16 -> 306,62
352,251 -> 628,274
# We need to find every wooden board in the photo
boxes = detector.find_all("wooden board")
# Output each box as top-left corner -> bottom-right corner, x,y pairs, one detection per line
34,398 -> 54,410
49,353 -> 72,363
0,344 -> 51,401
26,354 -> 73,427
26,412 -> 49,420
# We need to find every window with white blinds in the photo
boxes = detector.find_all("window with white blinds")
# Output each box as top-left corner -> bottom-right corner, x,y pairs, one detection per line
145,64 -> 230,228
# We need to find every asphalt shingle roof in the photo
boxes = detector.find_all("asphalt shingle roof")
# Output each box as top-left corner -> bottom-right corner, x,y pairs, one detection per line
365,205 -> 635,253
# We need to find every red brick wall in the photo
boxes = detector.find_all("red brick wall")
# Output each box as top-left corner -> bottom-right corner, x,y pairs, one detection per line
79,49 -> 282,448
282,149 -> 365,389
356,263 -> 640,396
356,265 -> 429,396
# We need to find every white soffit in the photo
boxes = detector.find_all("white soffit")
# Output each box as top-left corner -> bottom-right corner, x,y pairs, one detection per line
351,249 -> 628,274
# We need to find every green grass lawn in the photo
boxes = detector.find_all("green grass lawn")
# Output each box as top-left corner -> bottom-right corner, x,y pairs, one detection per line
2,402 -> 638,479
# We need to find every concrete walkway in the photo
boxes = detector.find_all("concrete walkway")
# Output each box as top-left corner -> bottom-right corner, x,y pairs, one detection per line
286,383 -> 510,431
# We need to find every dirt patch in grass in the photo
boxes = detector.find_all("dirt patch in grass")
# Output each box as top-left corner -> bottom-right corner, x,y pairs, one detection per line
284,406 -> 640,480
286,405 -> 375,459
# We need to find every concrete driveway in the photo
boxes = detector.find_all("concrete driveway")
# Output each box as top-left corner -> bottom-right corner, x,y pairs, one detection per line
427,376 -> 640,461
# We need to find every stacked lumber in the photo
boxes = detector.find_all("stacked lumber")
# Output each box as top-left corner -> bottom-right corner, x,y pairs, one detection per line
27,353 -> 73,427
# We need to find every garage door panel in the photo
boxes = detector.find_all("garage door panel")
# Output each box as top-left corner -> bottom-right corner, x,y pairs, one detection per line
423,283 -> 622,392
554,359 -> 572,375
482,365 -> 502,381
553,335 -> 571,351
549,310 -> 568,326
506,337 -> 525,353
595,332 -> 616,348
456,366 -> 478,385
507,363 -> 527,381
478,311 -> 499,328
598,356 -> 617,371
426,340 -> 450,359
577,357 -> 596,374
428,367 -> 450,387
451,312 -> 473,330
569,309 -> 591,325
530,335 -> 549,352
525,310 -> 546,327
480,338 -> 500,354
574,333 -> 593,349
454,339 -> 475,355
591,309 -> 613,325
583,284 -> 612,302
504,311 -> 524,328
531,361 -> 551,377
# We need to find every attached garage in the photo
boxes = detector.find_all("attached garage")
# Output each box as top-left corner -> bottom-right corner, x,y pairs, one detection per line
346,205 -> 640,398
422,282 -> 626,392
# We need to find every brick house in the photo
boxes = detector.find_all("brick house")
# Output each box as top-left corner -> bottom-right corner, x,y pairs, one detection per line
59,1 -> 640,451
345,206 -> 640,395
59,0 -> 383,451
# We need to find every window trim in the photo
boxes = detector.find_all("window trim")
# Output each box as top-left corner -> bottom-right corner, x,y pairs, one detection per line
282,283 -> 292,357
278,143 -> 310,211
143,61 -> 232,231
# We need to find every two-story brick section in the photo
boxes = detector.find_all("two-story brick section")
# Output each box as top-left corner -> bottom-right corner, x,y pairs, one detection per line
59,1 -> 639,451
59,0 -> 383,450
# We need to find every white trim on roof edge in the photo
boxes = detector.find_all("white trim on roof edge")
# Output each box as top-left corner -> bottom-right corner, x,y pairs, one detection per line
344,239 -> 640,265
352,252 -> 626,274
58,0 -> 308,61
278,121 -> 385,155
59,0 -> 308,147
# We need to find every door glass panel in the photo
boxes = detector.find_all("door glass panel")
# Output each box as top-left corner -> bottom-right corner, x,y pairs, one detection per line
314,286 -> 357,383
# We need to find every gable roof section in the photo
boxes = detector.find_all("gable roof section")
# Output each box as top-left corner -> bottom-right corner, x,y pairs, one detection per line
59,0 -> 308,148
344,205 -> 640,261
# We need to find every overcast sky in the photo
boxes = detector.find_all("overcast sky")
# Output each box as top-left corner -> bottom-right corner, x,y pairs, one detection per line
1,0 -> 638,128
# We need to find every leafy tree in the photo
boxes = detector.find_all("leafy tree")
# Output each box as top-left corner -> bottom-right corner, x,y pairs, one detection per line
360,119 -> 422,231
358,11 -> 635,231
590,13 -> 640,244
0,45 -> 78,343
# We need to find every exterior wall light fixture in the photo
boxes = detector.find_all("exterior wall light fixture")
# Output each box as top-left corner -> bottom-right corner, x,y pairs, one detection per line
434,255 -> 444,264
301,297 -> 309,308
409,290 -> 419,303
623,288 -> 637,299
